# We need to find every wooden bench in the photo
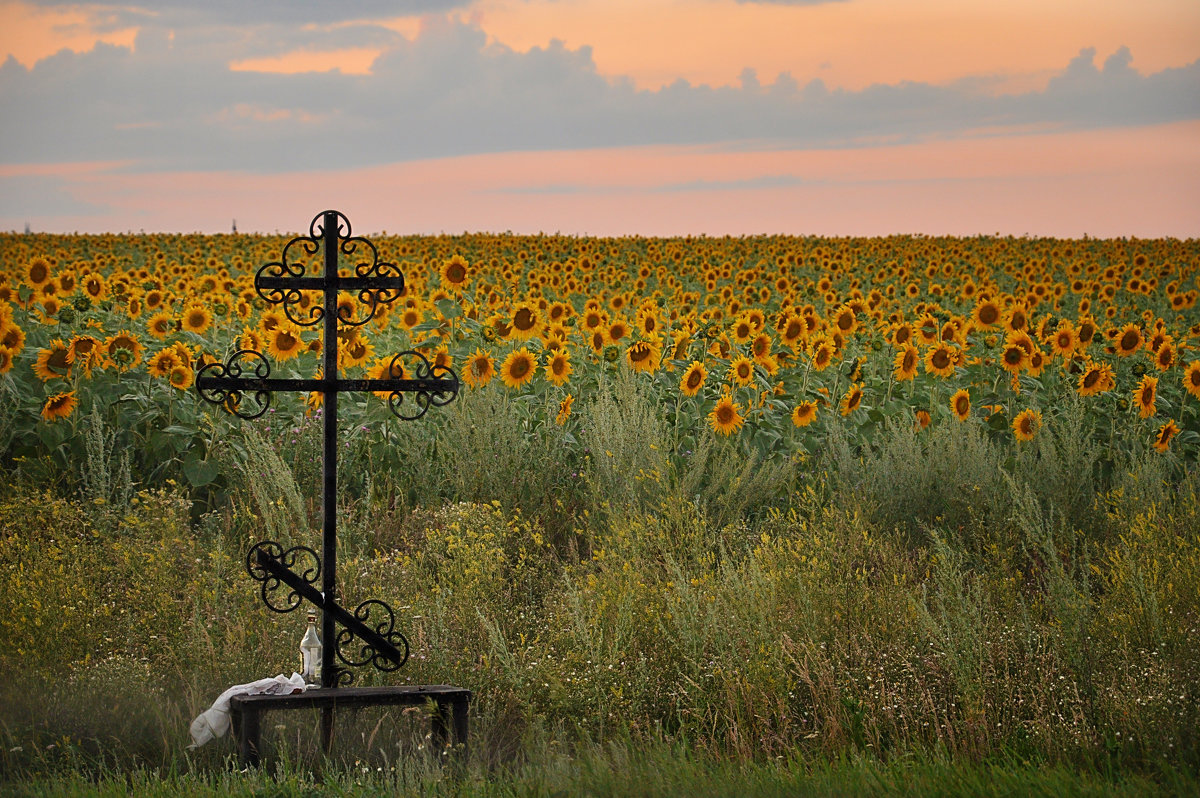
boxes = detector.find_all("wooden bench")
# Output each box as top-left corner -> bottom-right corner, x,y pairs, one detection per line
229,685 -> 471,768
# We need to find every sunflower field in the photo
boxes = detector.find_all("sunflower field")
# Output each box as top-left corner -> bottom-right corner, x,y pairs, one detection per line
2,231 -> 1198,489
2,231 -> 1200,789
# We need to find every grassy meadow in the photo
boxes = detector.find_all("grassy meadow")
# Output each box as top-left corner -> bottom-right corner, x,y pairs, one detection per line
0,230 -> 1198,795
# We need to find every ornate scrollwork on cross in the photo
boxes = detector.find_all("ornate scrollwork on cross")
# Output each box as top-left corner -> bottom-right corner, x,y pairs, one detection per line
196,349 -> 273,419
337,238 -> 405,328
386,350 -> 460,421
336,599 -> 410,672
245,541 -> 321,613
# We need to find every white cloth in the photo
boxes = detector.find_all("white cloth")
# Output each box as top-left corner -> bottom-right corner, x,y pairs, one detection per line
188,672 -> 308,749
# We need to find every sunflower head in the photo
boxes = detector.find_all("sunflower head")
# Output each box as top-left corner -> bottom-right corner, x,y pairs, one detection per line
951,389 -> 970,422
791,400 -> 818,428
1012,408 -> 1042,442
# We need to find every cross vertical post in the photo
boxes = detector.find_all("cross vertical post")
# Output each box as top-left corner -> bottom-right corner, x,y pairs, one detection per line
319,210 -> 339,693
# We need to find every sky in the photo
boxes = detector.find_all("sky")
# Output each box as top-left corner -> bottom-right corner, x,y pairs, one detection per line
0,0 -> 1198,237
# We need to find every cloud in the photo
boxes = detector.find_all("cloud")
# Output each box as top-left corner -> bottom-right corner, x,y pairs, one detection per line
1,16 -> 1197,175
25,1 -> 469,26
0,174 -> 108,217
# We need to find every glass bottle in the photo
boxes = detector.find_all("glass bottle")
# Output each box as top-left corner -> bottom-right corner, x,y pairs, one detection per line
300,612 -> 321,685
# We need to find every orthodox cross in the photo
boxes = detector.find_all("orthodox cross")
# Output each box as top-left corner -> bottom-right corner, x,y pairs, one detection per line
196,210 -> 458,689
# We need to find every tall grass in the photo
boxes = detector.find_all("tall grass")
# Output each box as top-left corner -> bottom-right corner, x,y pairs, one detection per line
1,393 -> 1197,792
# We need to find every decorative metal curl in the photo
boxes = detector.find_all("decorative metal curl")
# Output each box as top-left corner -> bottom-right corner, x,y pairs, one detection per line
255,260 -> 325,328
196,349 -> 273,419
245,541 -> 321,614
254,221 -> 325,327
330,667 -> 355,687
338,247 -> 405,328
386,350 -> 460,421
335,599 -> 410,671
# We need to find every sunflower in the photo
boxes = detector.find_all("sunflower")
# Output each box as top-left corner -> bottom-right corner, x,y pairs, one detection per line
581,308 -> 608,332
432,346 -> 453,373
1135,375 -> 1157,418
925,343 -> 957,378
168,364 -> 195,390
259,309 -> 287,333
267,325 -> 305,362
999,343 -> 1028,375
1153,340 -> 1175,371
607,318 -> 630,344
147,311 -> 175,339
40,391 -> 77,422
1077,360 -> 1114,397
340,334 -> 374,370
1184,361 -> 1200,400
890,323 -> 914,348
951,388 -> 970,422
831,304 -> 857,335
26,257 -> 52,288
555,394 -> 574,425
398,306 -> 424,330
546,349 -> 573,386
441,254 -> 470,289
0,348 -> 13,375
1012,408 -> 1042,442
33,339 -> 72,381
893,344 -> 919,382
636,304 -> 662,338
680,361 -> 707,396
500,347 -> 537,389
972,298 -> 1001,329
148,348 -> 180,378
709,392 -> 744,436
781,313 -> 806,349
751,333 -> 772,363
914,409 -> 932,430
1115,323 -> 1142,357
1,320 -> 26,352
509,302 -> 543,341
728,355 -> 755,387
241,329 -> 264,352
840,383 -> 864,416
810,337 -> 834,371
1026,348 -> 1047,378
1153,419 -> 1180,452
1050,322 -> 1077,358
626,339 -> 661,374
181,304 -> 213,335
730,314 -> 755,344
67,335 -> 102,375
791,400 -> 818,428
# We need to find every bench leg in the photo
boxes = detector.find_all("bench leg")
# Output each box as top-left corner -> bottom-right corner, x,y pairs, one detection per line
320,706 -> 335,755
238,707 -> 261,768
431,700 -> 449,754
451,695 -> 469,760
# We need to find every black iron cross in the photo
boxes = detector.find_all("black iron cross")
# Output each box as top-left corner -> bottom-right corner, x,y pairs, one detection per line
196,210 -> 458,689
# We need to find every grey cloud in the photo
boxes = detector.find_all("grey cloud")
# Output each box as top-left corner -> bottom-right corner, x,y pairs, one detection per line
0,175 -> 108,216
1,19 -> 1197,174
27,1 -> 469,26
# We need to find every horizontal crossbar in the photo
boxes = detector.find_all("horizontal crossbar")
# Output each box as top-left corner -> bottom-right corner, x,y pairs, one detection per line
257,275 -> 404,292
197,376 -> 456,393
